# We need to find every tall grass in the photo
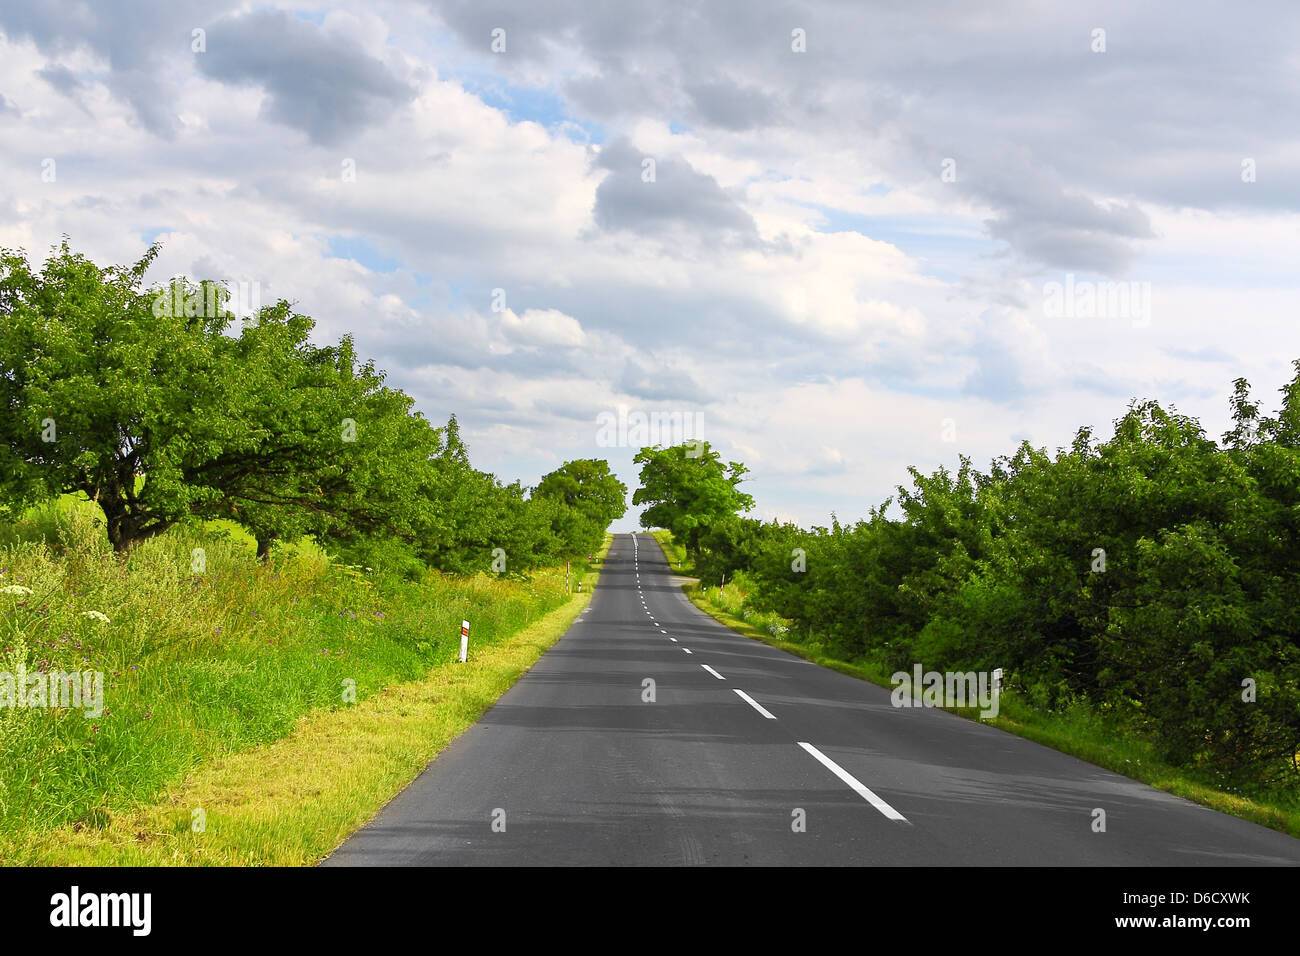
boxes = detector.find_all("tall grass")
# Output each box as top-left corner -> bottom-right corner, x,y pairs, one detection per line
652,532 -> 798,642
695,570 -> 793,641
0,498 -> 582,839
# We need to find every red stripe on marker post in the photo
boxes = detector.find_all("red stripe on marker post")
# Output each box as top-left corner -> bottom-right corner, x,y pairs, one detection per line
459,619 -> 470,663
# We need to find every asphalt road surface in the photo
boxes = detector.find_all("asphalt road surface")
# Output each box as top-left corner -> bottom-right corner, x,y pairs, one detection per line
323,533 -> 1300,866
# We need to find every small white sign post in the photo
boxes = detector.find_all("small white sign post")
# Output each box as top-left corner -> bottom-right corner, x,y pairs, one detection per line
459,620 -> 470,663
992,667 -> 1003,691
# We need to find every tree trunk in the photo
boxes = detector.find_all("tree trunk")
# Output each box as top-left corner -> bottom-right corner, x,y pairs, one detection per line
101,500 -> 139,554
255,533 -> 276,563
96,496 -> 171,554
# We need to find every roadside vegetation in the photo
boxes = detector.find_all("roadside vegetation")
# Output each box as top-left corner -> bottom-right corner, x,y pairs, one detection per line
0,508 -> 609,864
0,242 -> 626,570
0,241 -> 625,862
640,370 -> 1300,837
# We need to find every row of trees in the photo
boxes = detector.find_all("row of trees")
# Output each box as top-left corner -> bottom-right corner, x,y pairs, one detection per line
640,374 -> 1300,781
0,243 -> 626,573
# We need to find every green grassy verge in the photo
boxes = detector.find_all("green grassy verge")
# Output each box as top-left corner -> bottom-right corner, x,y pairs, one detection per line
648,530 -> 1300,838
0,498 -> 609,865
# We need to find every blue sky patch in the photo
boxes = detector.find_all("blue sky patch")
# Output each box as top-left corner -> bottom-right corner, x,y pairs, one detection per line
326,236 -> 404,274
454,72 -> 605,143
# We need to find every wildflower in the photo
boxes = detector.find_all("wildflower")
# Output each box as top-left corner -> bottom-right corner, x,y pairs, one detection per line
0,584 -> 32,596
81,610 -> 111,624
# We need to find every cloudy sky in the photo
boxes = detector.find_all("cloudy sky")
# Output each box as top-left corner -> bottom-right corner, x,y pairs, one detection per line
2,1 -> 1297,531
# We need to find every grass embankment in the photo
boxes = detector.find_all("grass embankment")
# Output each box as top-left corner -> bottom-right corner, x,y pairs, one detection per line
649,530 -> 1300,838
0,498 -> 609,865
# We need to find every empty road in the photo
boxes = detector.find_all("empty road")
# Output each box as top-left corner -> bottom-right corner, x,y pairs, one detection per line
324,533 -> 1300,866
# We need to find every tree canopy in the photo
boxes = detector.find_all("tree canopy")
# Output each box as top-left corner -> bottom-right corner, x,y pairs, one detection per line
0,244 -> 435,553
632,441 -> 753,556
534,458 -> 628,555
0,241 -> 622,574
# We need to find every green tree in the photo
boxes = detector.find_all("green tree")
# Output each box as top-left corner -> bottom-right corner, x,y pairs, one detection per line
534,458 -> 627,554
199,300 -> 442,562
632,441 -> 753,557
0,242 -> 435,553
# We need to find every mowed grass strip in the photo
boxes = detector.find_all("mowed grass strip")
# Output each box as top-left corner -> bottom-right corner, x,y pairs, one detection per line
3,537 -> 607,866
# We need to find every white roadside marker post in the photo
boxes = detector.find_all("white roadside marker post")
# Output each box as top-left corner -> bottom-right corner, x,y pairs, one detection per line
459,619 -> 470,663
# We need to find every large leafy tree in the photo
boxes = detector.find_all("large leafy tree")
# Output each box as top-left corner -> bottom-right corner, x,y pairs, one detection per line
633,441 -> 753,557
0,242 -> 434,553
216,311 -> 444,561
534,458 -> 627,554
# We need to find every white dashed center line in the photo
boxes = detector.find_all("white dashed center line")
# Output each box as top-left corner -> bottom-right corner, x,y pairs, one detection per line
734,689 -> 776,719
701,665 -> 725,680
797,742 -> 908,822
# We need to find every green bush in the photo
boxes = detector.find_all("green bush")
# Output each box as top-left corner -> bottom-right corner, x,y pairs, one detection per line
686,369 -> 1300,790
